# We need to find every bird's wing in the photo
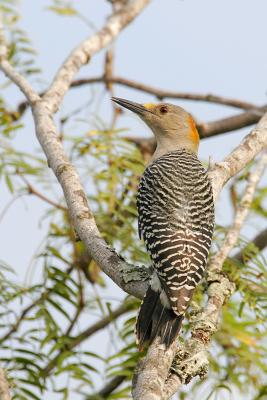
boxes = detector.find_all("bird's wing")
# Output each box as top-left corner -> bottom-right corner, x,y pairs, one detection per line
152,228 -> 209,315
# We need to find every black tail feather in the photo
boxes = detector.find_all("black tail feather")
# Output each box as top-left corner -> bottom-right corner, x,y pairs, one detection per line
136,286 -> 183,350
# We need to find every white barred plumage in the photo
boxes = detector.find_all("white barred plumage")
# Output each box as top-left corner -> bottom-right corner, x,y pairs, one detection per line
111,97 -> 215,349
137,149 -> 214,316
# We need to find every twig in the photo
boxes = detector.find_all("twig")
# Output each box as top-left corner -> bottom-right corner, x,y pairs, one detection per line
0,266 -> 73,343
0,301 -> 39,344
71,75 -> 257,110
19,173 -> 67,211
198,105 -> 267,137
0,14 -> 39,106
0,368 -> 11,400
0,194 -> 24,223
65,268 -> 85,336
0,59 -> 40,104
233,227 -> 267,262
87,375 -> 126,399
5,76 -> 265,138
42,299 -> 133,376
1,3 -> 151,299
123,105 -> 267,153
1,0 -> 267,309
1,4 -> 267,398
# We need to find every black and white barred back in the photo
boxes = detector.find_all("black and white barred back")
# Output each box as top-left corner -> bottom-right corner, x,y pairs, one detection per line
136,149 -> 214,349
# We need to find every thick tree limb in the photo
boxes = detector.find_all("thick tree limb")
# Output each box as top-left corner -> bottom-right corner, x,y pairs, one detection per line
132,339 -> 178,400
161,273 -> 234,399
0,369 -> 11,400
1,4 -> 267,399
209,125 -> 267,201
131,148 -> 267,400
0,1 -> 151,299
211,154 -> 267,270
161,152 -> 267,399
33,99 -> 150,299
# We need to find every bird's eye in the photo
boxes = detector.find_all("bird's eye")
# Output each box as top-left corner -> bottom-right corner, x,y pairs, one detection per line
159,105 -> 168,114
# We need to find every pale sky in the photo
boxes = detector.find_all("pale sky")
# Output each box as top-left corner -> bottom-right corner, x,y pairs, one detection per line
1,1 -> 267,399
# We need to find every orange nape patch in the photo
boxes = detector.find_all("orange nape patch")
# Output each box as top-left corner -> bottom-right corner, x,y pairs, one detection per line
143,103 -> 156,110
188,116 -> 200,147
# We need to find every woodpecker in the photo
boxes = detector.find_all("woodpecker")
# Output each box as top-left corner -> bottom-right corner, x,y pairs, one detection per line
112,97 -> 214,349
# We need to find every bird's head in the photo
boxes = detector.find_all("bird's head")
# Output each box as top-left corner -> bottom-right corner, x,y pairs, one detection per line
112,97 -> 199,159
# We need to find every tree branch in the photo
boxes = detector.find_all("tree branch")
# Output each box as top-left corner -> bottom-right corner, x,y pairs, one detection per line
132,152 -> 267,400
30,95 -> 266,303
6,74 -> 265,141
124,105 -> 267,155
234,227 -> 267,262
87,375 -> 126,399
0,368 -> 11,400
132,338 -> 178,400
71,75 -> 257,110
31,99 -> 150,298
0,266 -> 74,344
0,2 -> 151,299
0,15 -> 39,105
198,105 -> 267,137
43,0 -> 150,113
19,173 -> 67,211
161,151 -> 267,399
42,299 -> 133,376
209,123 -> 267,201
1,4 -> 267,398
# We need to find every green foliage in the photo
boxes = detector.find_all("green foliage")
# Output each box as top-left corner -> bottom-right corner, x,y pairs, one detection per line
0,5 -> 267,399
0,92 -> 147,397
0,0 -> 41,78
1,103 -> 267,400
251,187 -> 267,218
48,0 -> 77,17
47,0 -> 97,29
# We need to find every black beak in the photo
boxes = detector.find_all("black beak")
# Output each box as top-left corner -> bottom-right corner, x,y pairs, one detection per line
112,97 -> 150,116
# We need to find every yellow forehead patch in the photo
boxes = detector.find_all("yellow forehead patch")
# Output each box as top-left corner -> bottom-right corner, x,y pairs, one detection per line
143,103 -> 156,110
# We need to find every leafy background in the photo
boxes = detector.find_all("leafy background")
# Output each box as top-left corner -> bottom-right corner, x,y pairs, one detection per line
0,0 -> 267,399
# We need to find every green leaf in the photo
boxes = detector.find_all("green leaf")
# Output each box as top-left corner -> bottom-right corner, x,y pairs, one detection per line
48,6 -> 77,16
45,298 -> 72,321
19,387 -> 41,400
5,174 -> 14,193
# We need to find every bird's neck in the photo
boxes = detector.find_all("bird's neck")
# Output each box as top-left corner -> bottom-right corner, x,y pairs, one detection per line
151,135 -> 198,162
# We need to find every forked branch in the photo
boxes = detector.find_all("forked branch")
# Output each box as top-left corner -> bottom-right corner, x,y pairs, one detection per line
1,3 -> 267,399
